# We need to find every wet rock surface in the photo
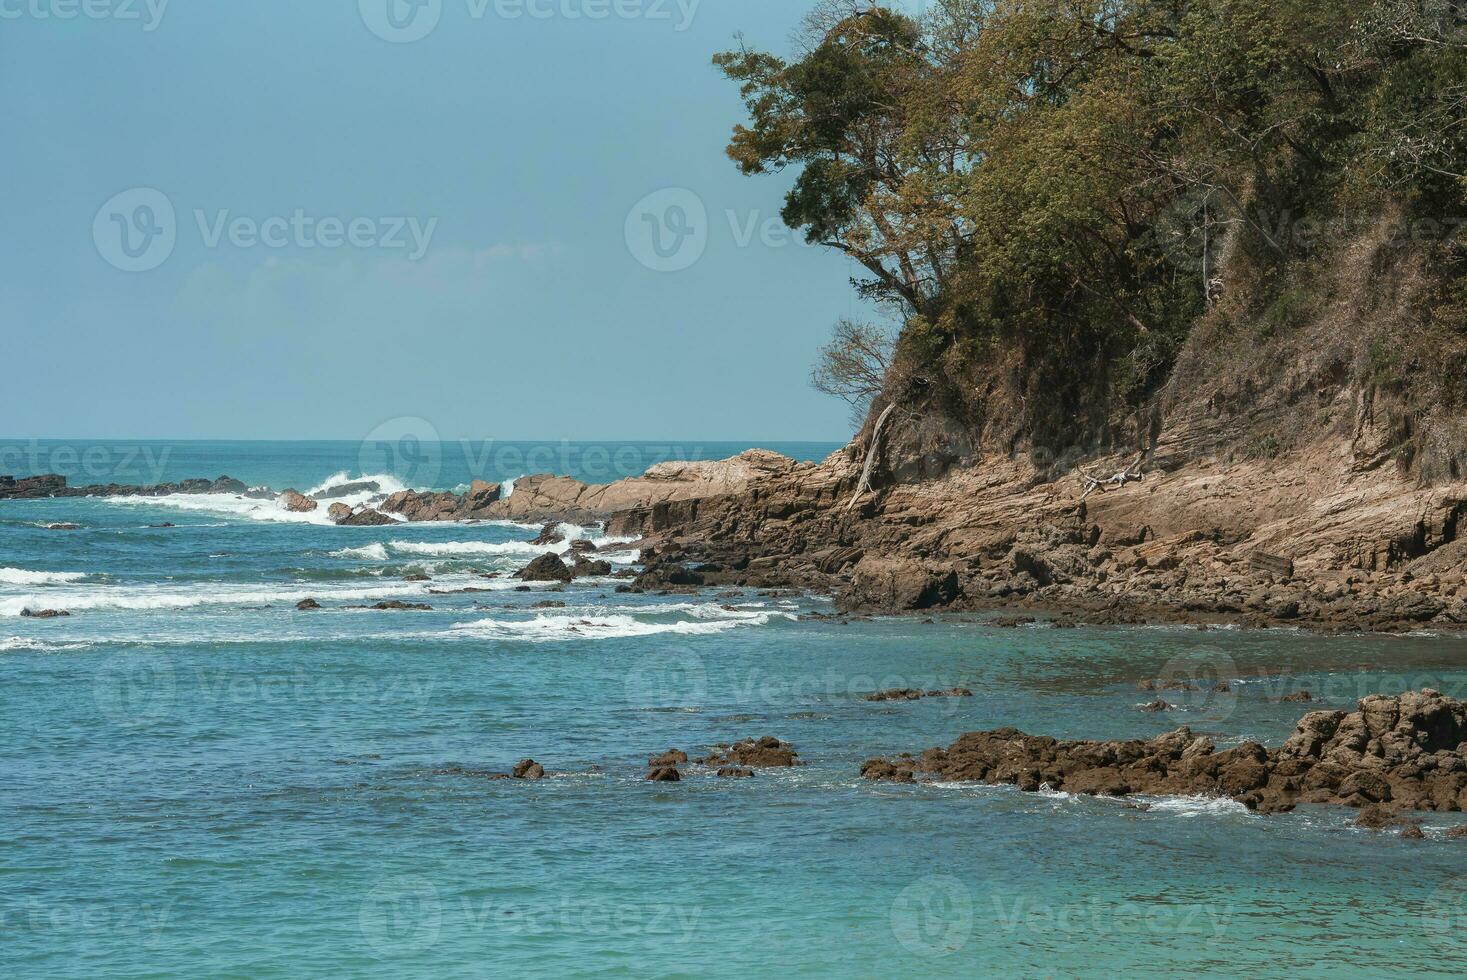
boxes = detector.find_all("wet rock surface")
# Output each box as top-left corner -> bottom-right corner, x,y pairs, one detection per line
278,490 -> 317,513
861,690 -> 1467,816
517,554 -> 574,583
697,736 -> 801,769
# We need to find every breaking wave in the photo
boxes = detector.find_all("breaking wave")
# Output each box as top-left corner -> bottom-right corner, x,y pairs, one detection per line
0,567 -> 89,586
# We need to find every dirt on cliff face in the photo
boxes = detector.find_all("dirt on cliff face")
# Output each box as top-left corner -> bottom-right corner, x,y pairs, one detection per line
861,690 -> 1467,817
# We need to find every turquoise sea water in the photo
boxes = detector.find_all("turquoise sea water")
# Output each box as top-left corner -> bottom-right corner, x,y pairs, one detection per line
4,441 -> 1467,977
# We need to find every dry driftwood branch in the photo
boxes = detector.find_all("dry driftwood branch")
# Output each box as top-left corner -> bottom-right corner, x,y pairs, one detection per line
1079,452 -> 1147,500
848,402 -> 897,511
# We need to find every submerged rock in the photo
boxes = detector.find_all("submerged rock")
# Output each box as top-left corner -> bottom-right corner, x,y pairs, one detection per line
866,688 -> 974,703
296,598 -> 322,611
512,759 -> 546,780
20,609 -> 69,619
648,749 -> 689,767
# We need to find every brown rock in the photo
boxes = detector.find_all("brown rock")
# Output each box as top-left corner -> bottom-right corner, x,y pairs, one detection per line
517,553 -> 574,583
859,690 -> 1467,816
645,767 -> 681,782
279,490 -> 318,513
512,759 -> 545,780
701,736 -> 800,768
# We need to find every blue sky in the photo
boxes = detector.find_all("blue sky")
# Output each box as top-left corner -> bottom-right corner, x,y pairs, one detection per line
0,0 -> 916,442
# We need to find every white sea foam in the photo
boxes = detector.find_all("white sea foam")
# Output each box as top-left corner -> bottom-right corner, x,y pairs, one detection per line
500,477 -> 518,498
329,543 -> 390,561
0,636 -> 94,652
0,576 -> 494,618
389,540 -> 547,558
446,606 -> 788,642
0,567 -> 88,586
1138,795 -> 1253,817
101,472 -> 413,526
387,529 -> 640,562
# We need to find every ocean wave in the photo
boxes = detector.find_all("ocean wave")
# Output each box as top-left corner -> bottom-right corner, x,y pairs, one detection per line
329,543 -> 390,561
0,567 -> 89,586
0,636 -> 95,652
387,529 -> 639,562
0,576 -> 511,618
446,608 -> 787,642
101,472 -> 413,526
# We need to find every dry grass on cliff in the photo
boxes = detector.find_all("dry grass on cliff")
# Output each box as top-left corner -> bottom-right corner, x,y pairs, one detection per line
1158,204 -> 1467,483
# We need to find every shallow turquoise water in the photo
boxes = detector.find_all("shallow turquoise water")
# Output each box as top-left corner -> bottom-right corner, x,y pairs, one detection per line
3,443 -> 1467,977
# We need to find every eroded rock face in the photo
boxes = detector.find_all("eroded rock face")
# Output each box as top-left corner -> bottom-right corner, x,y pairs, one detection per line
862,690 -> 1467,815
841,556 -> 959,613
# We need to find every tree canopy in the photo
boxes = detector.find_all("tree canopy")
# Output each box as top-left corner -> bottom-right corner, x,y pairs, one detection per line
718,0 -> 1467,451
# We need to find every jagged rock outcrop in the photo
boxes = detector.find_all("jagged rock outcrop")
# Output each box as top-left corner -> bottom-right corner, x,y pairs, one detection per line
381,479 -> 502,522
862,690 -> 1467,815
328,503 -> 396,526
279,490 -> 317,513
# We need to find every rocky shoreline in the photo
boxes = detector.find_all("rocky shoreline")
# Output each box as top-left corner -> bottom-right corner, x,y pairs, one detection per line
6,427 -> 1467,634
859,690 -> 1467,823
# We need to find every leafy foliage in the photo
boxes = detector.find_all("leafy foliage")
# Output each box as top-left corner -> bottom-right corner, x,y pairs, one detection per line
718,0 -> 1467,452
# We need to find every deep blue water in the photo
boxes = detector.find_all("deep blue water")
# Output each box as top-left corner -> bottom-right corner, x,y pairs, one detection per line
3,442 -> 1467,977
